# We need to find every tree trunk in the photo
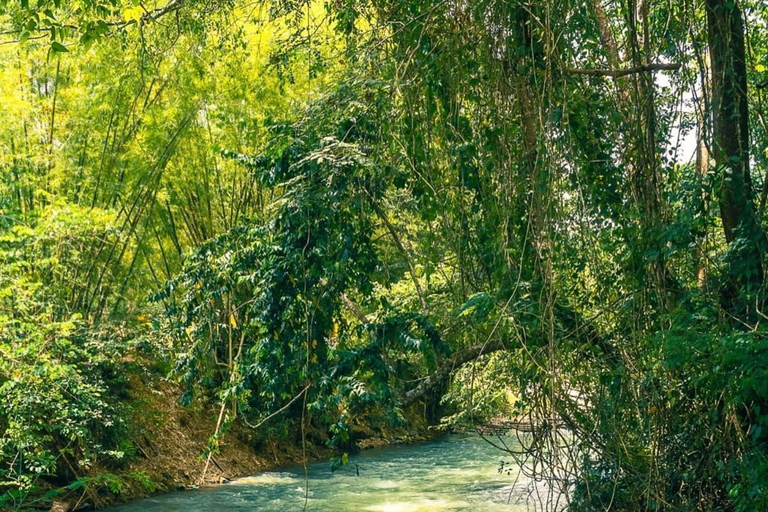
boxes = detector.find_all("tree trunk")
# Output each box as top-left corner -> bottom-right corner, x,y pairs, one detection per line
706,0 -> 764,292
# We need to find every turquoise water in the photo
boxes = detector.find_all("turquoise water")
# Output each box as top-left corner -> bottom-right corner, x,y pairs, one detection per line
110,435 -> 532,511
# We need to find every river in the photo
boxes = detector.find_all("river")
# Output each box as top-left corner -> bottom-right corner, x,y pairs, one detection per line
109,434 -> 535,511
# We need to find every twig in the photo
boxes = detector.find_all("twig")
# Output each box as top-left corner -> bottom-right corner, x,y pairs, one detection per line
241,385 -> 310,430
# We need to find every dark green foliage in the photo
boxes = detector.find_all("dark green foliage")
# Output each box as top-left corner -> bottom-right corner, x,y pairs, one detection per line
158,82 -> 449,447
569,323 -> 768,511
0,206 -> 135,507
2,0 -> 768,510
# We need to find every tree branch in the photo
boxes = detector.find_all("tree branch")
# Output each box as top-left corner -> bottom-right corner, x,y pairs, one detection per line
567,62 -> 681,78
365,191 -> 429,315
0,0 -> 185,39
340,292 -> 368,323
401,339 -> 505,408
318,277 -> 369,323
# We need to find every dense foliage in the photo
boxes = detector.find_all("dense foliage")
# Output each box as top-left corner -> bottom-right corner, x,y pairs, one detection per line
2,0 -> 768,510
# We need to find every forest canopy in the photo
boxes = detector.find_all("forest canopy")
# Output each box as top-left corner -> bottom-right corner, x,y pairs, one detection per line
1,0 -> 768,510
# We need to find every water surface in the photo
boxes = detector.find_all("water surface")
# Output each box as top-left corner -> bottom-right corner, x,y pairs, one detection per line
111,434 -> 531,511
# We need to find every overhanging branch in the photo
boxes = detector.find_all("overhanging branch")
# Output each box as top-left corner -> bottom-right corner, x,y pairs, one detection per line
401,338 -> 505,408
0,0 -> 185,42
567,62 -> 681,78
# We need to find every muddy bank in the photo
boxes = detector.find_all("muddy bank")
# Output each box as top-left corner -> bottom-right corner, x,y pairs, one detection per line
44,376 -> 431,511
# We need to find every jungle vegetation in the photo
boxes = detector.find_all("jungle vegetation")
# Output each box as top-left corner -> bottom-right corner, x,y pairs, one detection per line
1,0 -> 768,510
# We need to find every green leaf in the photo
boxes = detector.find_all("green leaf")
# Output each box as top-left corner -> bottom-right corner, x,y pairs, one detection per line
51,42 -> 69,53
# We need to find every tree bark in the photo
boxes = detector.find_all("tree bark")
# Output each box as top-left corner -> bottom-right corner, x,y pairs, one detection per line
401,339 -> 505,408
706,0 -> 764,291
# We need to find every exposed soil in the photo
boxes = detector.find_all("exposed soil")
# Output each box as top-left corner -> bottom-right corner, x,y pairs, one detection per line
46,375 -> 329,511
46,374 -> 431,511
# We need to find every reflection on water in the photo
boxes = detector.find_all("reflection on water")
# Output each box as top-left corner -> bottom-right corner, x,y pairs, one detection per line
110,435 -> 531,511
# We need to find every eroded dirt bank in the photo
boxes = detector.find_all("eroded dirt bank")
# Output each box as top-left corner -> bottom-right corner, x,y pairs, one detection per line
46,375 -> 430,511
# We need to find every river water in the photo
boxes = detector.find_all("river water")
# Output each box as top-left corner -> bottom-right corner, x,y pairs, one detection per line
110,434 -> 534,511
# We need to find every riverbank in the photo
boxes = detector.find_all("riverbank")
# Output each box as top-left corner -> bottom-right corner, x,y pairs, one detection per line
44,375 -> 432,512
106,434 -> 525,512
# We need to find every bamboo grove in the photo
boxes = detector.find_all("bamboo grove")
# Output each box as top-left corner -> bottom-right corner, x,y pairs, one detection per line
1,0 -> 768,510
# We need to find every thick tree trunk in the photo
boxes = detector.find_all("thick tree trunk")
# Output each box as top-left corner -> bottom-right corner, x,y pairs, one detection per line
706,0 -> 764,291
